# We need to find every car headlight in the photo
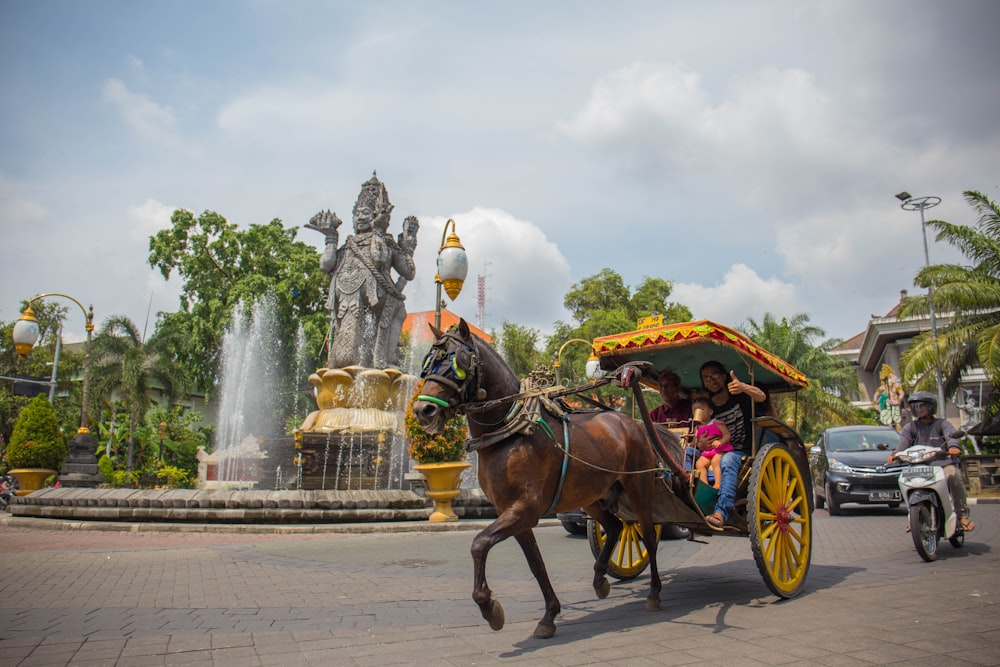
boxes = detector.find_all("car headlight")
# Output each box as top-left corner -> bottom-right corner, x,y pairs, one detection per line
828,459 -> 854,474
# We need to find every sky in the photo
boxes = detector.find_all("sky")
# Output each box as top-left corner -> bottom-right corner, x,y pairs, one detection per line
2,1 -> 999,351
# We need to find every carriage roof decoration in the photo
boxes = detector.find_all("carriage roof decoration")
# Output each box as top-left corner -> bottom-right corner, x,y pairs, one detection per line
592,319 -> 808,393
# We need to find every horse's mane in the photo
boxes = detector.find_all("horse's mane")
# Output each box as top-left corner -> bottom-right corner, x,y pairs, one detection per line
464,326 -> 520,397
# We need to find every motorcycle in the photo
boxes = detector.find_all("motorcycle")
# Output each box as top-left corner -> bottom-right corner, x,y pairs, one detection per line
0,474 -> 18,511
892,444 -> 964,562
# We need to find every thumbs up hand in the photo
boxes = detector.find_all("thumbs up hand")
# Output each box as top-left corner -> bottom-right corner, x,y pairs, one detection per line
728,370 -> 746,395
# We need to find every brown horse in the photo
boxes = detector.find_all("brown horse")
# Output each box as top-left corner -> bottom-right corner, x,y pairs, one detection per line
412,319 -> 667,639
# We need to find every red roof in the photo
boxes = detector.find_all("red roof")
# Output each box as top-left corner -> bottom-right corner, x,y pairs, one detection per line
402,309 -> 492,346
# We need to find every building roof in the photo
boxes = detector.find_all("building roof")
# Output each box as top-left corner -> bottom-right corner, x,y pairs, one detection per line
402,309 -> 492,346
831,330 -> 865,355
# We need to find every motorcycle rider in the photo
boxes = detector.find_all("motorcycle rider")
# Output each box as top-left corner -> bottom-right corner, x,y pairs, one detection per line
889,391 -> 975,532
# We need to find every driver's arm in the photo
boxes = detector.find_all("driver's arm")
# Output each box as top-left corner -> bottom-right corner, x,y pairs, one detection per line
941,421 -> 962,457
888,426 -> 912,462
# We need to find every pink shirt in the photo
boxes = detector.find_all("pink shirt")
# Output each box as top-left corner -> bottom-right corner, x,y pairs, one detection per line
696,422 -> 733,458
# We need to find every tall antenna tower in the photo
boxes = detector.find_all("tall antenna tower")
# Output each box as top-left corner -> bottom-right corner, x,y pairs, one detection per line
477,262 -> 491,330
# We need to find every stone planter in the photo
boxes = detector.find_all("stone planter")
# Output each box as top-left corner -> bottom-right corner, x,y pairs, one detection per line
8,468 -> 57,495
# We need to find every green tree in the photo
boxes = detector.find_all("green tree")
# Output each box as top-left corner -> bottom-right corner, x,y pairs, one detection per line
497,322 -> 546,379
558,268 -> 692,347
148,210 -> 329,392
899,190 -> 1000,411
90,315 -> 191,472
742,313 -> 863,441
550,268 -> 692,408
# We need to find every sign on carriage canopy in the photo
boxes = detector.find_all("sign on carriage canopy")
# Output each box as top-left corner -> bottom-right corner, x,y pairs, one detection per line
592,319 -> 808,394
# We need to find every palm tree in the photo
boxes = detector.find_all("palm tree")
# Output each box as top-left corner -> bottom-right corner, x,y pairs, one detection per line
899,190 -> 1000,410
90,316 -> 191,472
742,313 -> 863,440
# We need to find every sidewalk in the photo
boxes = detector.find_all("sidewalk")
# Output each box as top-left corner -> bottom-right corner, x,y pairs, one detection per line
1,505 -> 998,666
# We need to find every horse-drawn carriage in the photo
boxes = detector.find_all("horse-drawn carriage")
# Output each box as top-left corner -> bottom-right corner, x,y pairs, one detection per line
586,318 -> 813,595
413,317 -> 813,639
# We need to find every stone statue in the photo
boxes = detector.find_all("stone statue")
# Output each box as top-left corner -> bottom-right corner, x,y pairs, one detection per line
306,172 -> 418,370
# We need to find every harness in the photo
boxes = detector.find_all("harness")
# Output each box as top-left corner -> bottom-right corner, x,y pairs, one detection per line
415,329 -> 673,513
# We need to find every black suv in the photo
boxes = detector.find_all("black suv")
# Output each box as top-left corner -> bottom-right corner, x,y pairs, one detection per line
810,425 -> 901,515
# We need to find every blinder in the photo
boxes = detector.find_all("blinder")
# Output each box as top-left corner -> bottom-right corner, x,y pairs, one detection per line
417,331 -> 480,409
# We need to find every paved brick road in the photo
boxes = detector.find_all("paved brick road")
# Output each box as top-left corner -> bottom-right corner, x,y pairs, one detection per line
0,504 -> 998,666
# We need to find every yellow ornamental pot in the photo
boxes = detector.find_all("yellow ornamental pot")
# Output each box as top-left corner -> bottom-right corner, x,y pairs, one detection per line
8,468 -> 57,495
414,461 -> 471,522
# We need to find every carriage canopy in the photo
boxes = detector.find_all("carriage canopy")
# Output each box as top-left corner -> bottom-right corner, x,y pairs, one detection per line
592,319 -> 808,394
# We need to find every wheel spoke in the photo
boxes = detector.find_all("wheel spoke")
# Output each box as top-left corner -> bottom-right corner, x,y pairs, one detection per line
750,443 -> 812,598
592,516 -> 659,580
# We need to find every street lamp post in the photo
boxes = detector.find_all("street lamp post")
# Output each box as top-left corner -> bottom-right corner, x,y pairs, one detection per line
553,338 -> 594,386
895,192 -> 947,414
12,293 -> 102,488
434,219 -> 468,330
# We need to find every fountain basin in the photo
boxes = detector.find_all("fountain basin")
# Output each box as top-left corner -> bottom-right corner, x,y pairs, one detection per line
7,487 -> 500,523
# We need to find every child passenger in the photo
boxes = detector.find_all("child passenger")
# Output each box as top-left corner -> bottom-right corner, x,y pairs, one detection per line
691,396 -> 733,489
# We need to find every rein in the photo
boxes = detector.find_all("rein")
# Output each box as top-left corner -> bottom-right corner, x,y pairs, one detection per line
461,375 -> 616,415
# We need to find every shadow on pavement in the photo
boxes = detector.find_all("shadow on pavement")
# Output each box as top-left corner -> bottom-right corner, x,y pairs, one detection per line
497,557 -> 864,658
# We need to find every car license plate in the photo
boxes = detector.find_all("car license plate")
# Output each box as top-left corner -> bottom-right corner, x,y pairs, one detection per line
869,491 -> 901,502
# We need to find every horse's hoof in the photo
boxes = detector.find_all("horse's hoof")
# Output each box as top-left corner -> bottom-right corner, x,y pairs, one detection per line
595,578 -> 610,599
487,600 -> 505,631
533,620 -> 556,639
646,597 -> 661,611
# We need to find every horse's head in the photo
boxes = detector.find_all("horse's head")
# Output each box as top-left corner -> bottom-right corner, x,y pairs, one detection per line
413,318 -> 483,434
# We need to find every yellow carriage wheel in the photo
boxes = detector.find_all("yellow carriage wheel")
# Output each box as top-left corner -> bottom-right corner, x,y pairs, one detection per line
587,516 -> 662,581
748,443 -> 812,599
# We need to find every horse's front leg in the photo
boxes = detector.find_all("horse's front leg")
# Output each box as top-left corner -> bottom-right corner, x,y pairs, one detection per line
470,510 -> 536,634
584,503 -> 622,600
513,529 -> 560,639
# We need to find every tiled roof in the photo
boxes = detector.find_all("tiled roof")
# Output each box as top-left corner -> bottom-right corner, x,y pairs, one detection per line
402,309 -> 492,345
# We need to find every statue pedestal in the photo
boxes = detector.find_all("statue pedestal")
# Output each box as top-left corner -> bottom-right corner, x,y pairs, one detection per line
302,366 -> 417,435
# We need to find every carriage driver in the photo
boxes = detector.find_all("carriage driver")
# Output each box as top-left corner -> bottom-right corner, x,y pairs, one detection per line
650,368 -> 692,428
698,360 -> 767,528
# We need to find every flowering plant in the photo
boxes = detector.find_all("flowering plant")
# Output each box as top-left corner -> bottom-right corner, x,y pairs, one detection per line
405,386 -> 468,464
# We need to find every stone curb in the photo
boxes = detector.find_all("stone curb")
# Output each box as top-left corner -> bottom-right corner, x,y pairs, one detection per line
0,513 -> 559,534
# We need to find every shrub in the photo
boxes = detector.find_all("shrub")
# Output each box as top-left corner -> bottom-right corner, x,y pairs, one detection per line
6,395 -> 68,470
156,465 -> 191,489
404,386 -> 468,464
98,454 -> 115,484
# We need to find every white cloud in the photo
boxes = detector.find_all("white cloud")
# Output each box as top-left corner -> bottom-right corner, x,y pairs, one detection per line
556,62 -> 706,148
1,197 -> 46,227
555,61 -> 895,212
408,207 -> 572,336
673,264 -> 802,326
126,198 -> 175,242
101,78 -> 199,155
125,54 -> 147,82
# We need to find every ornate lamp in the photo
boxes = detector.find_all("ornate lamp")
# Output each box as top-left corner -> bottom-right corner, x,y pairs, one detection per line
435,218 -> 468,329
12,293 -> 100,487
554,339 -> 597,385
12,307 -> 41,358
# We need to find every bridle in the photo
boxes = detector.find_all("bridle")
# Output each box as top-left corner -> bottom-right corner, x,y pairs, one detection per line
416,330 -> 483,415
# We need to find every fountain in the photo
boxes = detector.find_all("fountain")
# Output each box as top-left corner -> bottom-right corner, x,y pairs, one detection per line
194,174 -> 423,492
8,173 -> 493,524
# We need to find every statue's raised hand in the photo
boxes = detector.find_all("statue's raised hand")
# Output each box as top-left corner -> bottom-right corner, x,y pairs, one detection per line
305,210 -> 343,239
399,215 -> 419,252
